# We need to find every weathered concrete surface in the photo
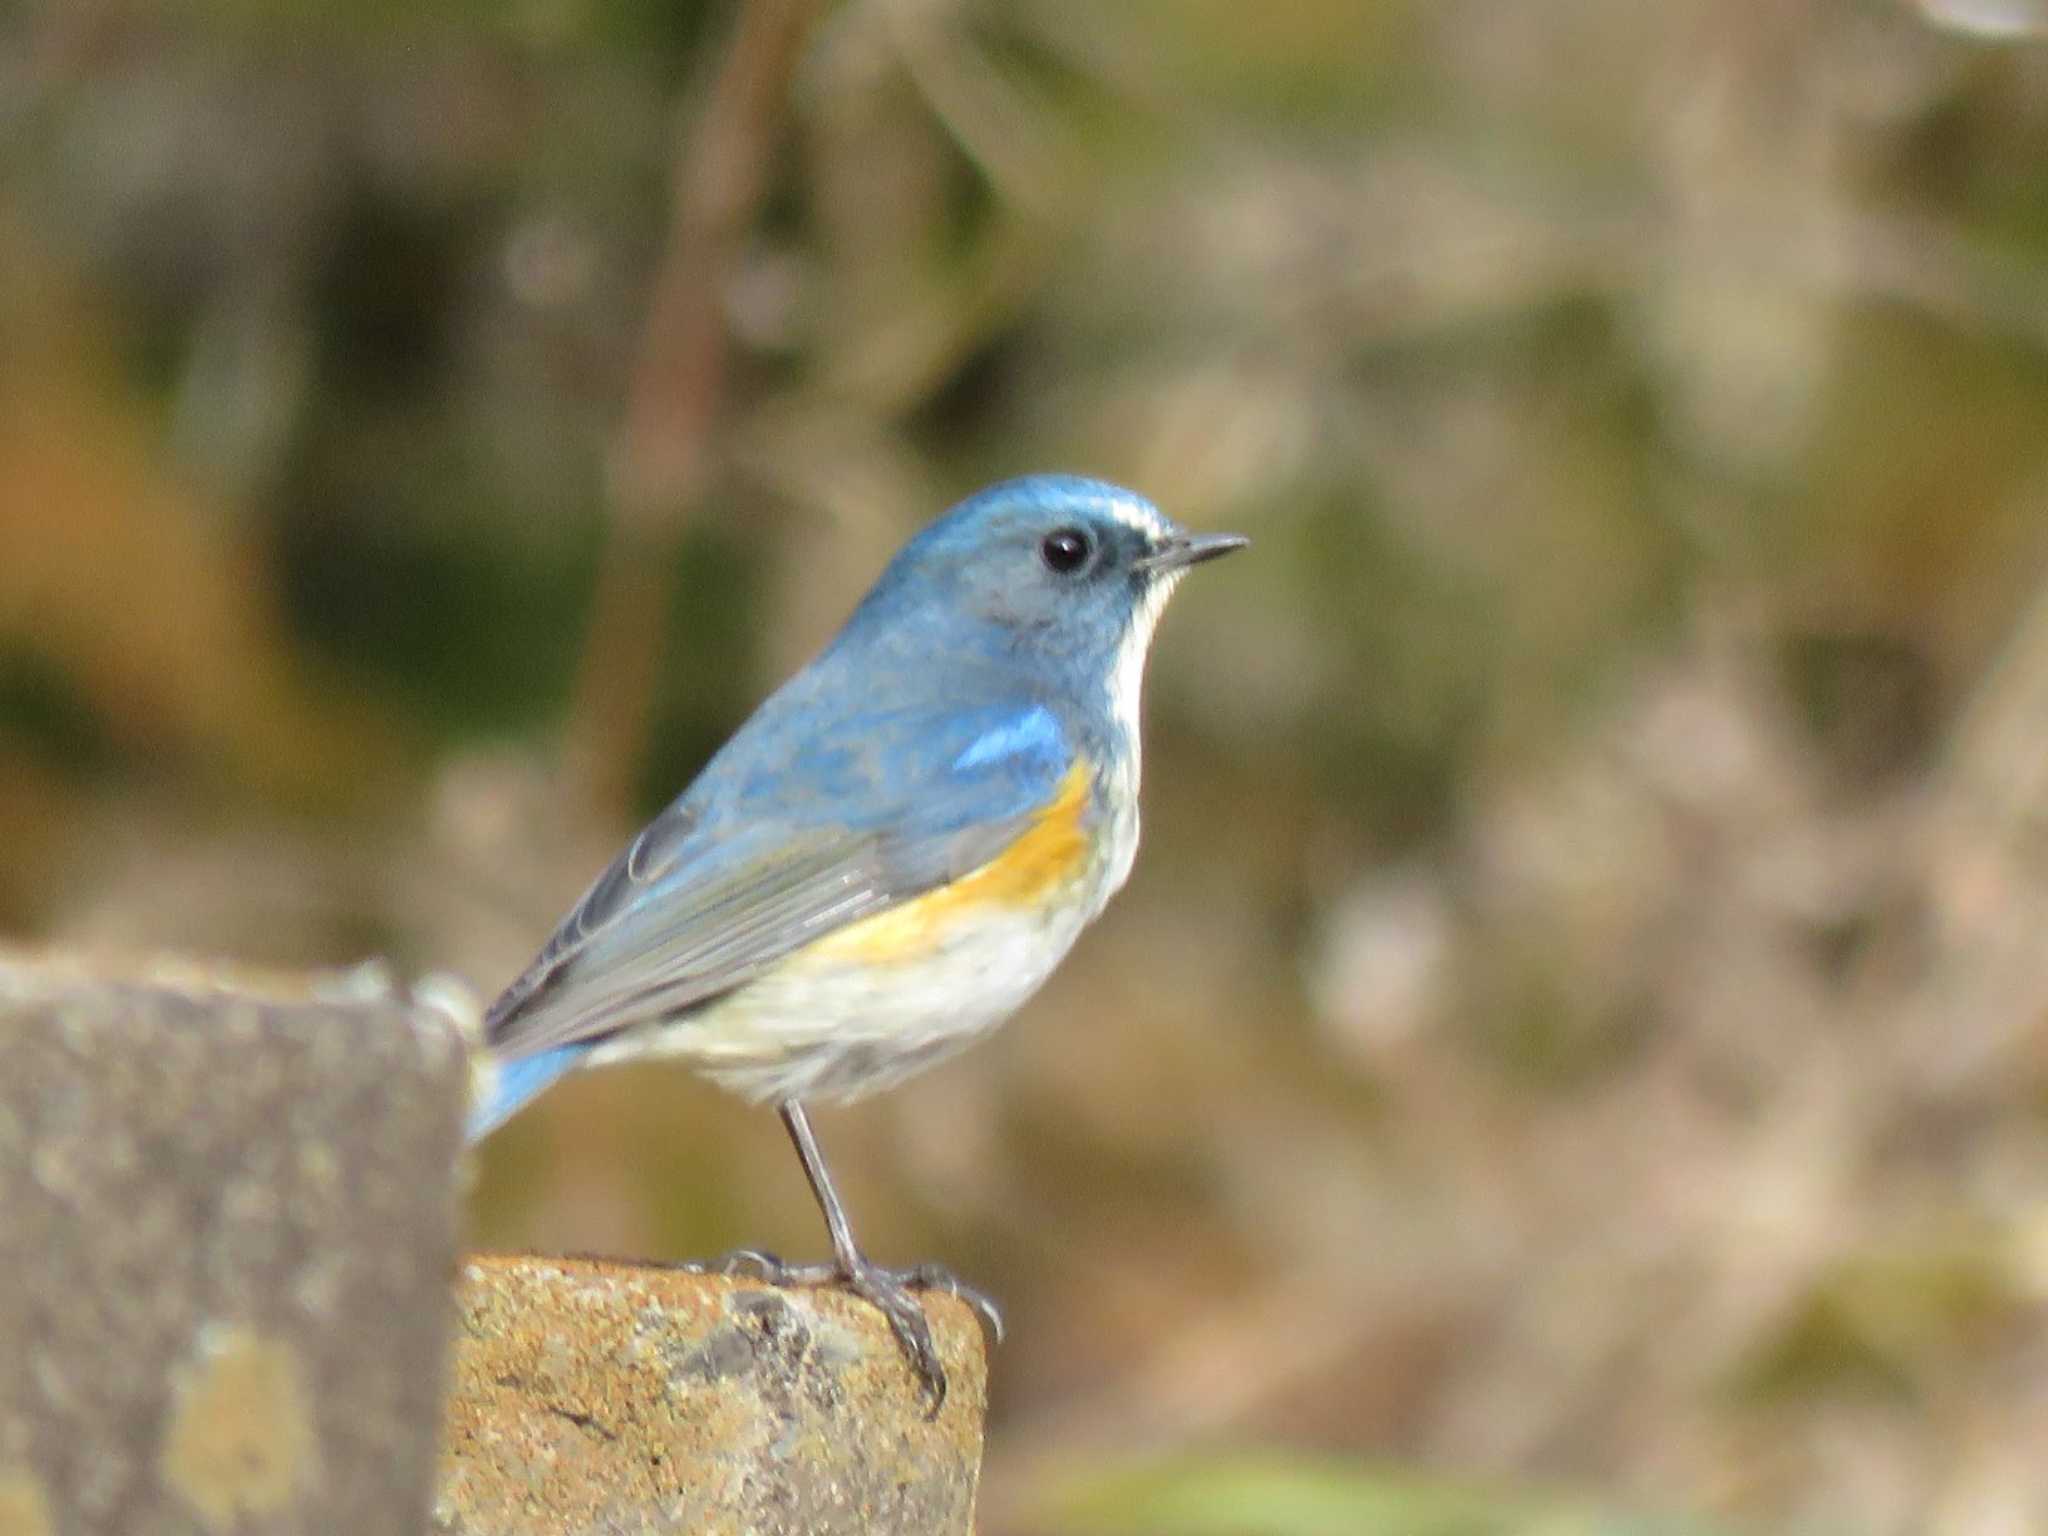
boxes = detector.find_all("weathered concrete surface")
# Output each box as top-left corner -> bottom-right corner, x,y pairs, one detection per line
0,952 -> 470,1536
436,1256 -> 988,1536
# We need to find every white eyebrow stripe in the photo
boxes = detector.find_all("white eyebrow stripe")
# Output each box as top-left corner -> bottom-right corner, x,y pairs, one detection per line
1097,491 -> 1170,540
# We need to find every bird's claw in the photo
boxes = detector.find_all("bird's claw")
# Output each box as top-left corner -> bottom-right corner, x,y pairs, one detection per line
896,1261 -> 1005,1345
678,1249 -> 1000,1417
844,1259 -> 1005,1416
843,1259 -> 952,1417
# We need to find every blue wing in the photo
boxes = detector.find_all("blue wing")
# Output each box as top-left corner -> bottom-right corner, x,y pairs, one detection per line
479,699 -> 1074,1074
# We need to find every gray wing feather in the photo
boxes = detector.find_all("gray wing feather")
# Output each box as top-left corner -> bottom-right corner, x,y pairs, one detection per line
481,807 -> 1033,1062
482,798 -> 702,1036
484,684 -> 1074,1063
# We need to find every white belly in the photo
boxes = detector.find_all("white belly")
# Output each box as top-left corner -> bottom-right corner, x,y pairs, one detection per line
587,735 -> 1145,1106
589,818 -> 1135,1105
688,896 -> 1093,1102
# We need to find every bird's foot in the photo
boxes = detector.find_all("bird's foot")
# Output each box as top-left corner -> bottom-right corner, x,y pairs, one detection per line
681,1248 -> 1001,1417
843,1258 -> 951,1416
887,1261 -> 1005,1346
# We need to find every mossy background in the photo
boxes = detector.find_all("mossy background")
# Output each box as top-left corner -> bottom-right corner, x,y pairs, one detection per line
8,2 -> 2048,1531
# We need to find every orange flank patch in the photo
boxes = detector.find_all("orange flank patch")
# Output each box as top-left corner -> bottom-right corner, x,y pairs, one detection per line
806,758 -> 1095,964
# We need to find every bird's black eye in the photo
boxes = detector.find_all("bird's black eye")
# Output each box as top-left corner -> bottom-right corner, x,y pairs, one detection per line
1040,526 -> 1092,575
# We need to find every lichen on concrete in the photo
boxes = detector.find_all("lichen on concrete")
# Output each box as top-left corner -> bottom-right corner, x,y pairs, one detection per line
159,1325 -> 320,1531
0,951 -> 469,1535
436,1256 -> 988,1536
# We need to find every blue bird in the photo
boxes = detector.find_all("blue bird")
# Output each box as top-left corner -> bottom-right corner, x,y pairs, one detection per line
468,475 -> 1245,1408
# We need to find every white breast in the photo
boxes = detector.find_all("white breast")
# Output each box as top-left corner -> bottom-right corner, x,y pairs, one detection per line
639,882 -> 1100,1104
1098,563 -> 1180,899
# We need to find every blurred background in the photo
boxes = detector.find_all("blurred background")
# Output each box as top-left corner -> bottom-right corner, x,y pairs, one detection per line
8,0 -> 2048,1530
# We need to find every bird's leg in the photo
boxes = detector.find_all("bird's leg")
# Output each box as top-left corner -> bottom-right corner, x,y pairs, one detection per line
781,1099 -> 947,1411
776,1100 -> 1003,1338
776,1099 -> 1003,1415
677,1099 -> 1003,1413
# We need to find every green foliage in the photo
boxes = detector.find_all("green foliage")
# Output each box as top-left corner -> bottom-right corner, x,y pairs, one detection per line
275,478 -> 603,738
0,646 -> 121,778
1041,1454 -> 1738,1536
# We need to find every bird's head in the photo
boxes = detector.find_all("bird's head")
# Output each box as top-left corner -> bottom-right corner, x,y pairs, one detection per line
857,476 -> 1246,707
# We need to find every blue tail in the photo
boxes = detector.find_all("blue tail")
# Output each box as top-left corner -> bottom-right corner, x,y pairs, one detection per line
467,1045 -> 583,1143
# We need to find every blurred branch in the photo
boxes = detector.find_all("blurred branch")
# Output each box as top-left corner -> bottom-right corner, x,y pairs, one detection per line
882,2 -> 1067,210
566,0 -> 822,819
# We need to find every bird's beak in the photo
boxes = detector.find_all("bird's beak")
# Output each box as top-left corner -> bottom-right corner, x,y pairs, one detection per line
1137,531 -> 1250,574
